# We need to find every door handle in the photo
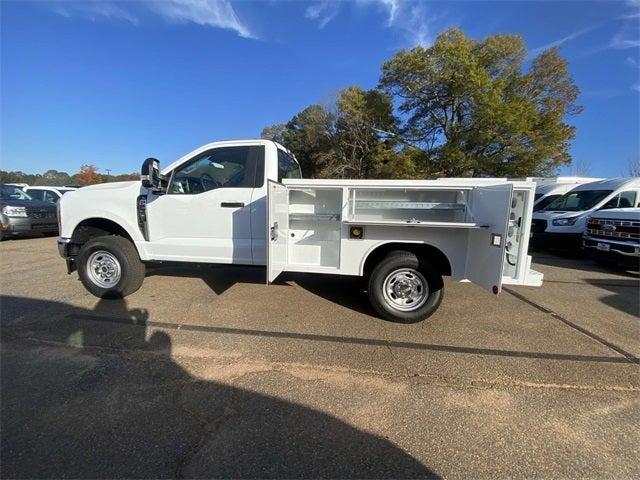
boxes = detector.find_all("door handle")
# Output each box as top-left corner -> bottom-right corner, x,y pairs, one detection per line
221,202 -> 245,208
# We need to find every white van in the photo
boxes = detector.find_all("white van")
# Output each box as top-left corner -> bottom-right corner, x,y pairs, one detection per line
532,177 -> 602,212
531,177 -> 640,249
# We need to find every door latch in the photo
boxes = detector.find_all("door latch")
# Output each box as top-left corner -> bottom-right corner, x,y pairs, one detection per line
270,222 -> 278,241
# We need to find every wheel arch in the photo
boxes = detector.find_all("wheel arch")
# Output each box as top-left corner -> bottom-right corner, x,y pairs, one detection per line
71,217 -> 134,243
361,241 -> 452,278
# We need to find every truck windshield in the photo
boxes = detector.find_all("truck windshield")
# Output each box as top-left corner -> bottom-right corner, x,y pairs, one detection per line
533,194 -> 561,211
1,186 -> 32,201
544,190 -> 613,212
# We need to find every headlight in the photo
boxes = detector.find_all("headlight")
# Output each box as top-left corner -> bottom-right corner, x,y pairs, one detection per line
552,216 -> 579,226
2,206 -> 27,217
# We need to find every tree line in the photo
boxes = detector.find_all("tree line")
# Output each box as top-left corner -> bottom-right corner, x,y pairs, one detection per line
262,28 -> 582,179
0,165 -> 139,186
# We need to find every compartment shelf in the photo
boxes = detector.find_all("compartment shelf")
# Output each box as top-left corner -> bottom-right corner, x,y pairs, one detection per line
354,200 -> 466,210
349,187 -> 472,225
289,213 -> 341,222
343,219 -> 481,228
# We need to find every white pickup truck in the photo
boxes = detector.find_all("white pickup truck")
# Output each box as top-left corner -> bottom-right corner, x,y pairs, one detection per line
57,139 -> 542,322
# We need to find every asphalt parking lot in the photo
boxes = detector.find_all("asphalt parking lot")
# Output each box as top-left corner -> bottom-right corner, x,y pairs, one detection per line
1,236 -> 639,479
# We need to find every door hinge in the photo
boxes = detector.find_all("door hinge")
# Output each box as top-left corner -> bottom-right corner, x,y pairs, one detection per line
270,222 -> 278,241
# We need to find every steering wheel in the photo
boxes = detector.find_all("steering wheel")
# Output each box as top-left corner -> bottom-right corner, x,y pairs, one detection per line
200,173 -> 220,191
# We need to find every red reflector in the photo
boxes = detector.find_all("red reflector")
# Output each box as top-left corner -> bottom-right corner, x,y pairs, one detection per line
492,285 -> 499,295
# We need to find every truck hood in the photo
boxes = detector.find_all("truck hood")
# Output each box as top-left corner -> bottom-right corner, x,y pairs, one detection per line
589,208 -> 640,221
0,198 -> 57,209
78,181 -> 139,192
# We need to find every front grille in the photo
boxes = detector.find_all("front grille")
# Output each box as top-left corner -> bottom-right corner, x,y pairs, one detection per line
586,217 -> 640,241
25,208 -> 56,220
531,219 -> 547,233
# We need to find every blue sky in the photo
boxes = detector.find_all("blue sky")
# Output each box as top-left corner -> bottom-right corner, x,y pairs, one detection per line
1,0 -> 639,177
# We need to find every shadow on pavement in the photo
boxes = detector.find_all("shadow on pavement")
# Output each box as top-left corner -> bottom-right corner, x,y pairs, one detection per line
285,272 -> 375,317
531,252 -> 639,279
145,263 -> 269,295
583,278 -> 640,318
144,263 -> 377,317
0,295 -> 436,479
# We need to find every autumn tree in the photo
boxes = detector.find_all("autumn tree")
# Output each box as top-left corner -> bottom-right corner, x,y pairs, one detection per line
380,28 -> 582,177
627,155 -> 640,177
77,164 -> 99,185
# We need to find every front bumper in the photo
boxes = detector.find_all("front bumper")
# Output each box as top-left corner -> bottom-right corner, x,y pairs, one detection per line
1,216 -> 58,236
529,231 -> 582,249
57,237 -> 78,273
58,237 -> 72,258
583,235 -> 640,266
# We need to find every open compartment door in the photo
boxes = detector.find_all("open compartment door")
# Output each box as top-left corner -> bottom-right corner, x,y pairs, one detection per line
267,180 -> 289,283
465,184 -> 513,294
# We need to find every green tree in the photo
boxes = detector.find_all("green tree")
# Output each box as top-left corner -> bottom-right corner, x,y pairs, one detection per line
262,104 -> 335,178
321,86 -> 398,178
262,87 -> 404,179
380,28 -> 582,177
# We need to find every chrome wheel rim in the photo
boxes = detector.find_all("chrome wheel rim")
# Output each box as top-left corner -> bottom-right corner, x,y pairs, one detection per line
87,250 -> 121,288
382,268 -> 428,312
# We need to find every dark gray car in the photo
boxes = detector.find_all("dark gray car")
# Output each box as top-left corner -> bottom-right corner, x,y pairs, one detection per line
0,184 -> 58,240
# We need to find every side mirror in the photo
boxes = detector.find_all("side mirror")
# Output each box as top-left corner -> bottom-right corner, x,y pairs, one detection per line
141,158 -> 166,193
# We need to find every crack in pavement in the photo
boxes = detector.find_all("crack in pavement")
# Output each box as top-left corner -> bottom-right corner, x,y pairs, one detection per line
174,383 -> 236,479
503,287 -> 639,365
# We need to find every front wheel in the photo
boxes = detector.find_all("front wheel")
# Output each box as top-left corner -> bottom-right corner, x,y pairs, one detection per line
368,251 -> 444,323
77,235 -> 146,298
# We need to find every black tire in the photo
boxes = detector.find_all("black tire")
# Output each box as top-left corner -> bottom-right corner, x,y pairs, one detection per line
77,235 -> 145,298
367,250 -> 444,323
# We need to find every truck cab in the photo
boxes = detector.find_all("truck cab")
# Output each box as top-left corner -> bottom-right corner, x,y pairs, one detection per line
58,139 -> 542,323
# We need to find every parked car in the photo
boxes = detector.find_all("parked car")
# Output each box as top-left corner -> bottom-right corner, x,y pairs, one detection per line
583,208 -> 640,269
23,186 -> 77,204
532,177 -> 603,211
0,184 -> 58,240
530,177 -> 640,250
57,139 -> 542,323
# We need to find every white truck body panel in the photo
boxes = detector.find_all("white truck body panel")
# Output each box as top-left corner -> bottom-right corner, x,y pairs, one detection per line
58,139 -> 543,301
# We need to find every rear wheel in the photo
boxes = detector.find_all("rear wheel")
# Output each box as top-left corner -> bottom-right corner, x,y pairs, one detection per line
77,235 -> 145,298
368,251 -> 444,323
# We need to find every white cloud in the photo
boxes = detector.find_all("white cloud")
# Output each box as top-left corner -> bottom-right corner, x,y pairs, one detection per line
357,0 -> 437,47
148,0 -> 255,38
611,28 -> 640,49
305,1 -> 341,29
302,0 -> 439,47
49,1 -> 139,25
528,27 -> 594,57
47,0 -> 254,39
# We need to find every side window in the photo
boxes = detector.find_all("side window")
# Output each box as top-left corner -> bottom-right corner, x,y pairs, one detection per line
27,189 -> 44,201
277,149 -> 302,182
618,190 -> 636,208
169,146 -> 264,195
43,191 -> 59,203
601,191 -> 636,209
